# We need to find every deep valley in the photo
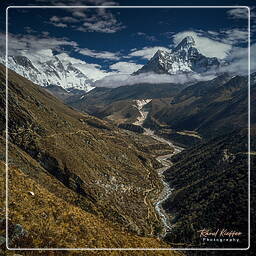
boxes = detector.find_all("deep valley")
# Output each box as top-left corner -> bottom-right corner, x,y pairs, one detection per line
0,31 -> 254,255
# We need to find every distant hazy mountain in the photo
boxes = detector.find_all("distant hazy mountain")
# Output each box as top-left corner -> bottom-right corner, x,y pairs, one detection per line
134,36 -> 222,75
0,54 -> 94,91
44,84 -> 85,101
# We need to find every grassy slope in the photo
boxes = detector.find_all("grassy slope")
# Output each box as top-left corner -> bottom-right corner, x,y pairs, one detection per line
0,65 -> 179,252
0,65 -> 166,236
0,161 -> 183,255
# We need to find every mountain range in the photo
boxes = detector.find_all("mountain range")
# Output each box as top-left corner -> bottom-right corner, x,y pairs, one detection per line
0,53 -> 94,91
144,73 -> 255,145
1,36 -> 225,94
1,64 -> 253,250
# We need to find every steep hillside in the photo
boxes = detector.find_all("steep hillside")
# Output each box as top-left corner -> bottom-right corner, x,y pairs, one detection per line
163,129 -> 253,248
0,161 -> 184,255
144,74 -> 254,145
0,64 -> 181,249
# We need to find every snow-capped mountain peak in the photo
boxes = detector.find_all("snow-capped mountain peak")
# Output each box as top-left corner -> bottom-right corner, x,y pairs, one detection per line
152,49 -> 169,60
134,36 -> 221,75
0,53 -> 95,92
174,36 -> 196,52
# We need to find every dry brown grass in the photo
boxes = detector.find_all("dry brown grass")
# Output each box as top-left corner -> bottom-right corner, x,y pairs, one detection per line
0,65 -> 167,236
0,162 -> 182,256
0,65 -> 183,255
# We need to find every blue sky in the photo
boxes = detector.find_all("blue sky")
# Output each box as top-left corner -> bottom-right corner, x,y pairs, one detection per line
0,0 -> 255,80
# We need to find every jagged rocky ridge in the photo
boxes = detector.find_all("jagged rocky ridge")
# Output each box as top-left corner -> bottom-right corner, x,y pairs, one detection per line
134,36 -> 221,75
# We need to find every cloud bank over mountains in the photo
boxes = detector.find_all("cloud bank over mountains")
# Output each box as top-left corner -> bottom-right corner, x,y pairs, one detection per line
1,31 -> 253,86
1,5 -> 254,88
94,72 -> 217,88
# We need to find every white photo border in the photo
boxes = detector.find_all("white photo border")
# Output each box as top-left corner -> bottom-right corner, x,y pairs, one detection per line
5,5 -> 251,251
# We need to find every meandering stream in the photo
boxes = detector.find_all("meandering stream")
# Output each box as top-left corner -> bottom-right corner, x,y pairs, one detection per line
145,128 -> 183,237
133,99 -> 184,237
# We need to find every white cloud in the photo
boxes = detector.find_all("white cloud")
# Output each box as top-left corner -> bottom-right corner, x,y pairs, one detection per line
94,72 -> 216,88
227,8 -> 249,19
73,8 -> 125,33
110,62 -> 143,73
52,22 -> 68,28
172,31 -> 232,59
50,16 -> 78,23
56,53 -> 111,80
78,48 -> 120,60
49,15 -> 78,27
226,8 -> 256,37
128,46 -> 171,60
78,19 -> 124,33
218,28 -> 248,44
250,44 -> 256,72
24,26 -> 36,34
34,49 -> 54,58
223,44 -> 256,74
36,0 -> 118,6
1,33 -> 77,56
207,31 -> 220,36
136,32 -> 157,42
44,1 -> 123,33
204,28 -> 248,45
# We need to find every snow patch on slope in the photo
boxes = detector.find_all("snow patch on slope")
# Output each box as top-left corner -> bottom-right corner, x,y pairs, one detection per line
133,99 -> 152,126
